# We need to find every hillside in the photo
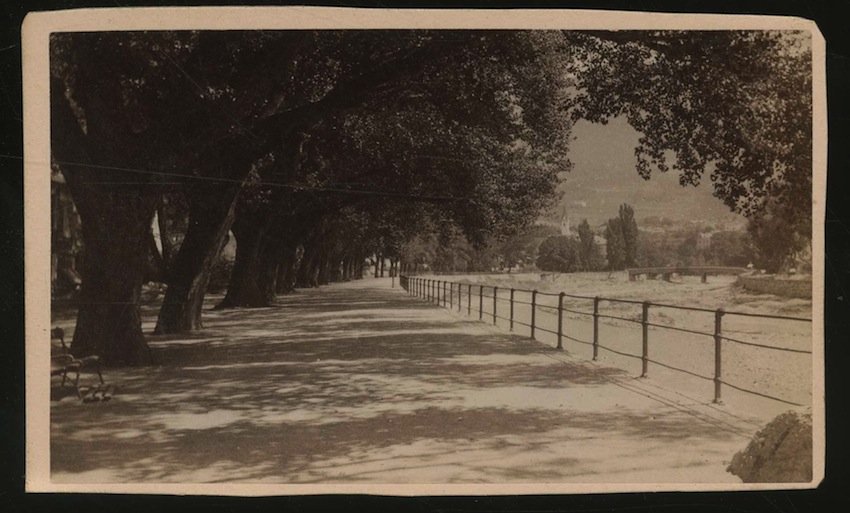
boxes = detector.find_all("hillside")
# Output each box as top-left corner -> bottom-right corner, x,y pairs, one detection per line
543,117 -> 746,229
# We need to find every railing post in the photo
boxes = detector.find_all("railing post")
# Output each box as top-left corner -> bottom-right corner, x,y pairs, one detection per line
592,297 -> 600,361
714,308 -> 725,404
443,281 -> 447,307
449,282 -> 453,309
531,290 -> 537,340
458,283 -> 462,312
641,301 -> 650,378
557,292 -> 565,350
493,286 -> 498,325
509,288 -> 515,331
479,285 -> 484,320
467,284 -> 472,315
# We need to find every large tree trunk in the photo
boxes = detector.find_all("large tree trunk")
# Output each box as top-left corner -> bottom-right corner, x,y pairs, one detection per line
218,203 -> 308,308
217,215 -> 270,308
317,248 -> 332,286
256,238 -> 286,301
348,257 -> 357,280
66,183 -> 158,365
155,184 -> 239,332
296,228 -> 330,288
276,245 -> 301,294
301,241 -> 322,288
330,255 -> 342,282
356,255 -> 364,279
52,77 -> 156,365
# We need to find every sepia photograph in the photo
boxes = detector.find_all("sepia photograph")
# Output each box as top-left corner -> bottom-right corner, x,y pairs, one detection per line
23,7 -> 825,495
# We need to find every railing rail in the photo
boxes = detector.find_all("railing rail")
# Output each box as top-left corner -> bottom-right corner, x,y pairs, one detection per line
399,274 -> 811,407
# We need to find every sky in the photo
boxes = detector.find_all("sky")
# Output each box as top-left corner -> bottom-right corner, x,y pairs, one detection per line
547,116 -> 746,229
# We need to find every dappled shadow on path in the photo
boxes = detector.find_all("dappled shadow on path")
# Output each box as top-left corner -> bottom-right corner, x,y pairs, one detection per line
51,281 -> 742,483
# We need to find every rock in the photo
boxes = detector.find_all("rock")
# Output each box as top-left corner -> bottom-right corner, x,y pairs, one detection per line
727,410 -> 812,482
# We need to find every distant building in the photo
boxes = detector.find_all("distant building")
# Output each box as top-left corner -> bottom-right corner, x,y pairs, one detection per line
697,232 -> 712,251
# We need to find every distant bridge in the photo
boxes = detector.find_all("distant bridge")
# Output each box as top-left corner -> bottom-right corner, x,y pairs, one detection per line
626,266 -> 750,283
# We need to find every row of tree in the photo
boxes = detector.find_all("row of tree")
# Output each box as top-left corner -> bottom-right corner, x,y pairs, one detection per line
51,30 -> 814,365
535,221 -> 771,274
396,223 -> 570,274
535,204 -> 639,273
638,228 -> 757,269
52,30 -> 571,364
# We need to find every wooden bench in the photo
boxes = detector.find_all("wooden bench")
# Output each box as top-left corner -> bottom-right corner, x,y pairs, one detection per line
51,327 -> 105,400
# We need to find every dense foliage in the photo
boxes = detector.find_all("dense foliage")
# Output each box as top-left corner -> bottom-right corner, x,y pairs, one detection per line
537,236 -> 583,273
637,227 -> 754,268
569,30 -> 811,234
49,29 -> 814,365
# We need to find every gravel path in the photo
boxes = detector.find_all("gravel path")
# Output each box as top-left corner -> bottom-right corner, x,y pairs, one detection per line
51,278 -> 765,485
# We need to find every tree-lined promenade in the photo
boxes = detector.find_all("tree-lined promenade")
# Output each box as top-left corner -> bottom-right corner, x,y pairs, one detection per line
51,30 -> 813,365
51,278 -> 755,483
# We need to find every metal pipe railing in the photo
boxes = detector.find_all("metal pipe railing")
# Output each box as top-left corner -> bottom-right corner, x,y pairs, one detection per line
399,274 -> 811,407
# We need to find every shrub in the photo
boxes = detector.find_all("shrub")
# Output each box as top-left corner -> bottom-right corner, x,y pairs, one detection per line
536,236 -> 582,273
